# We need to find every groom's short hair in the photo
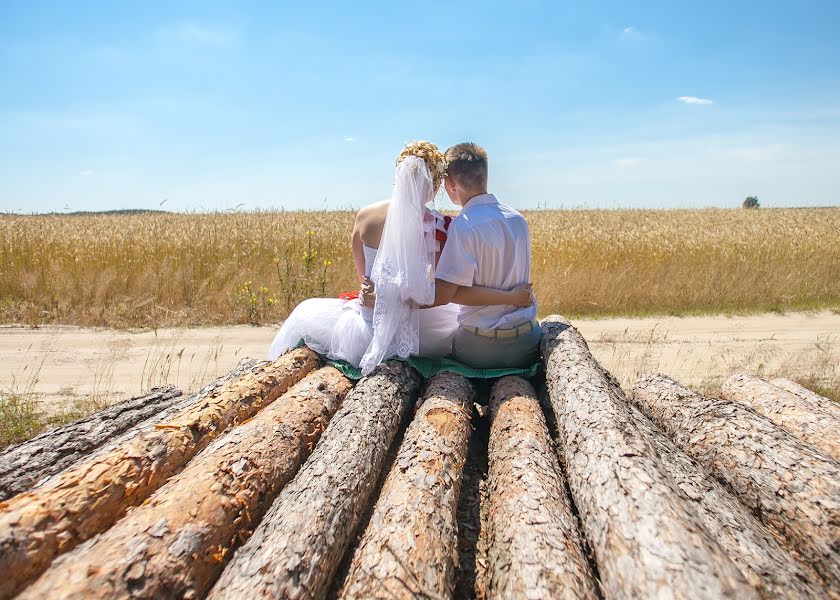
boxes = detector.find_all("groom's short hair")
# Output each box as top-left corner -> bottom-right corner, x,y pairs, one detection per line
445,143 -> 488,190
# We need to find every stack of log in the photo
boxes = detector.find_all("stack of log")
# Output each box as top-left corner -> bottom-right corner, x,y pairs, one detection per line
0,386 -> 184,502
1,318 -> 838,599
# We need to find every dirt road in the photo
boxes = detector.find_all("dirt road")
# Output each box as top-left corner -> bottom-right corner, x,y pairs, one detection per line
1,311 -> 837,414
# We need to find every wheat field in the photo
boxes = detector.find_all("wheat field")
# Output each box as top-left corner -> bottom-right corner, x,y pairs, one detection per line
1,207 -> 839,328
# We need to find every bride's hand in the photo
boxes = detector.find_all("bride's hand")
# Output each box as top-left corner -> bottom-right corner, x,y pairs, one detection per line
360,277 -> 376,309
510,283 -> 534,307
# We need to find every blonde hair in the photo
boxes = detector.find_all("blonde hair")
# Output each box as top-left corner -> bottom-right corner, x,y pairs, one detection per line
397,140 -> 446,192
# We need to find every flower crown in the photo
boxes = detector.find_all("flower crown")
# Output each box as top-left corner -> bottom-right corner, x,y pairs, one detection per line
397,140 -> 447,191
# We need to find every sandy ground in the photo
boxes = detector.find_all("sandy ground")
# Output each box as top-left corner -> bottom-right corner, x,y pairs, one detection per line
1,311 -> 838,415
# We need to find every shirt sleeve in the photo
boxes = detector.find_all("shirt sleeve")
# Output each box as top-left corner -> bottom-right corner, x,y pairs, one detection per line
435,221 -> 477,287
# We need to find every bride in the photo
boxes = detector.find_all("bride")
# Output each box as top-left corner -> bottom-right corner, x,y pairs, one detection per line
268,141 -> 532,375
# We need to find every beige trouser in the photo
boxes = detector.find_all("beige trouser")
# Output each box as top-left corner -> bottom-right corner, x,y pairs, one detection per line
452,322 -> 542,369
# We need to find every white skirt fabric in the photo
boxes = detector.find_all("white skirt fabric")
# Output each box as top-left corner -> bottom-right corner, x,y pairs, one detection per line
268,297 -> 460,368
418,302 -> 461,358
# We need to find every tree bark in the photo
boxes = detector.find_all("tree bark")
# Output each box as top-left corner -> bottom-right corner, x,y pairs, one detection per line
770,378 -> 840,420
632,373 -> 840,593
626,403 -> 828,599
209,361 -> 422,600
0,386 -> 183,502
0,348 -> 319,600
338,372 -> 474,600
540,315 -> 757,600
721,373 -> 840,462
18,366 -> 352,600
484,376 -> 599,600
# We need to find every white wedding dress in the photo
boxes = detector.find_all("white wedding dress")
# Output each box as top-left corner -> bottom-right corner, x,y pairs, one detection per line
267,233 -> 460,367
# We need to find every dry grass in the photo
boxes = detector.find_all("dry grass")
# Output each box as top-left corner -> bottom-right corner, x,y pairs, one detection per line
0,337 -> 114,449
1,207 -> 839,328
0,343 -> 48,448
591,328 -> 840,404
0,329 -> 228,450
527,207 -> 840,318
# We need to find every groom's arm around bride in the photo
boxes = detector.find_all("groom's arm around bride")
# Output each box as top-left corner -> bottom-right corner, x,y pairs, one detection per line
433,143 -> 541,369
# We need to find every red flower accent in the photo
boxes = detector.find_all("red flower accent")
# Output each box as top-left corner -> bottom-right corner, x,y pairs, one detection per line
435,215 -> 453,245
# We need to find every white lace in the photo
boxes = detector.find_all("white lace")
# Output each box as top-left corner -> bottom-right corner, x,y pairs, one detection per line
359,156 -> 436,374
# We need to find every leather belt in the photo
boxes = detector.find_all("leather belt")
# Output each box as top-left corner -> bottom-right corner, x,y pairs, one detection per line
463,319 -> 538,339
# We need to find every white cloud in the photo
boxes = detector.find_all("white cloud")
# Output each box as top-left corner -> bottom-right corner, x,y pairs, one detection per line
157,22 -> 235,45
620,26 -> 644,42
344,137 -> 356,143
79,169 -> 94,176
677,96 -> 714,105
615,157 -> 644,168
728,144 -> 787,161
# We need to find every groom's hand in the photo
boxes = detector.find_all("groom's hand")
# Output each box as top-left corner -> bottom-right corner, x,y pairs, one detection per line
360,277 -> 376,309
511,283 -> 535,307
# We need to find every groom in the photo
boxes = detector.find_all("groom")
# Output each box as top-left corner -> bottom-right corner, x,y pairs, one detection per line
432,142 -> 541,368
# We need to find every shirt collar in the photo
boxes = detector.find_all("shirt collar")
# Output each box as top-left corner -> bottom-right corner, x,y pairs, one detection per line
461,193 -> 498,211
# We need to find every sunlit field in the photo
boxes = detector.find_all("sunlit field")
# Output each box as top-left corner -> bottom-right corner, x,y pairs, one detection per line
1,207 -> 839,328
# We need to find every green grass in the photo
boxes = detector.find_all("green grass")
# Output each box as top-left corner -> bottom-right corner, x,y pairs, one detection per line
0,389 -> 112,451
0,392 -> 43,449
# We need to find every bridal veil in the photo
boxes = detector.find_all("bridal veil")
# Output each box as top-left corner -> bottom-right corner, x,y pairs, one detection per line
359,156 -> 437,374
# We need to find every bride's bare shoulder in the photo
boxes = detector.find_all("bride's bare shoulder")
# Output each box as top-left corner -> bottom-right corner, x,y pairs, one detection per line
354,200 -> 389,246
356,200 -> 389,219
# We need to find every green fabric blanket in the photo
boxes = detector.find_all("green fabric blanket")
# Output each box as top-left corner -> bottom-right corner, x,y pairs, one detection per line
325,354 -> 541,381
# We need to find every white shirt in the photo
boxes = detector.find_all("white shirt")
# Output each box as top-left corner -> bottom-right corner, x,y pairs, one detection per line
435,193 -> 537,330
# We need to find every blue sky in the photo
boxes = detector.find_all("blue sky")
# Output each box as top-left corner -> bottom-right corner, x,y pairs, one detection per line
1,1 -> 839,212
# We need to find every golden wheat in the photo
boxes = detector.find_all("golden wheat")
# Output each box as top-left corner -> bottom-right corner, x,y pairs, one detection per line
1,207 -> 838,327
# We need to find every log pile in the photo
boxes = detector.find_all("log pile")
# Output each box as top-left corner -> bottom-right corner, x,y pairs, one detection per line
0,386 -> 183,502
484,376 -> 598,600
0,348 -> 319,599
721,372 -> 840,461
632,373 -> 840,594
770,377 -> 840,419
1,319 -> 838,599
540,316 -> 757,599
18,367 -> 352,600
627,404 -> 825,598
209,361 -> 422,600
338,372 -> 474,599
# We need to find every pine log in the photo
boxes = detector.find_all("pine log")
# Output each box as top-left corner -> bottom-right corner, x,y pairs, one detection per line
722,373 -> 840,461
626,402 -> 828,599
632,373 -> 840,592
0,386 -> 183,502
485,376 -> 598,600
209,361 -> 422,600
18,366 -> 352,600
338,372 -> 474,599
0,348 -> 319,600
770,378 -> 840,420
540,316 -> 757,600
